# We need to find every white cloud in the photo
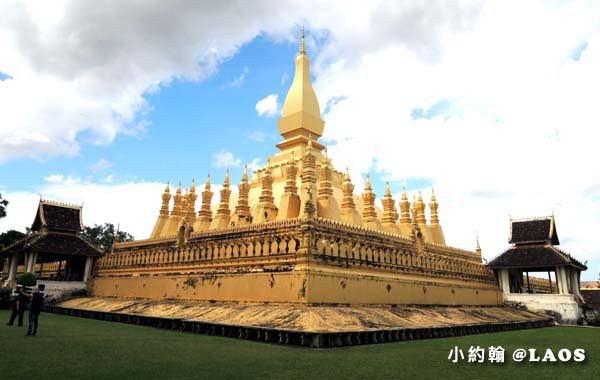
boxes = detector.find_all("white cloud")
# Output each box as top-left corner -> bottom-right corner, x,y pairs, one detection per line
43,174 -> 64,184
211,150 -> 241,168
0,0 -> 474,162
89,158 -> 113,172
247,130 -> 273,142
247,157 -> 264,171
312,1 -> 600,280
1,178 -> 164,238
2,0 -> 600,280
255,94 -> 280,117
223,66 -> 249,88
280,71 -> 289,86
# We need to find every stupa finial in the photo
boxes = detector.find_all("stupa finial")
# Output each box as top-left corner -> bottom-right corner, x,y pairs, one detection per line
242,164 -> 248,182
300,25 -> 306,55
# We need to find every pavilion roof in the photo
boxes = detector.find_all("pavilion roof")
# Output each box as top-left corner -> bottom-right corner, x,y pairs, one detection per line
488,244 -> 586,271
1,231 -> 103,257
509,216 -> 559,245
31,200 -> 84,233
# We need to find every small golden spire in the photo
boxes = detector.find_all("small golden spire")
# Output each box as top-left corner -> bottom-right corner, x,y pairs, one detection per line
381,181 -> 398,229
364,174 -> 372,191
164,182 -> 170,192
190,178 -> 196,192
224,168 -> 230,188
204,173 -> 211,190
300,25 -> 306,55
242,164 -> 248,182
416,191 -> 426,225
476,235 -> 482,256
429,188 -> 439,225
399,186 -> 411,225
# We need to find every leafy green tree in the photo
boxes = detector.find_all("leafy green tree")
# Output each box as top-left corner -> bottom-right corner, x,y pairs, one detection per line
0,194 -> 8,218
0,229 -> 26,270
17,272 -> 37,287
81,223 -> 134,252
0,230 -> 25,248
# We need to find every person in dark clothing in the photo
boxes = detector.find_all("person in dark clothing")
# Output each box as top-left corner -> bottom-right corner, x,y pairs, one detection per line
27,284 -> 46,336
6,285 -> 31,327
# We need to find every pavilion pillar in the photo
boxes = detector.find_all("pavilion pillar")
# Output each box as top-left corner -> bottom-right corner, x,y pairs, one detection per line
26,252 -> 37,273
83,256 -> 93,283
8,254 -> 18,286
556,266 -> 569,294
498,269 -> 510,295
570,269 -> 580,297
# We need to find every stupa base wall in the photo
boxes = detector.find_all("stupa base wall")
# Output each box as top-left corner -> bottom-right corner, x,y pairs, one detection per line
305,265 -> 503,306
91,270 -> 309,304
91,264 -> 503,306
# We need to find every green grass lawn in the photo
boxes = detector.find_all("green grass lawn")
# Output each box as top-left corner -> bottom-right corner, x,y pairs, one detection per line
0,310 -> 597,380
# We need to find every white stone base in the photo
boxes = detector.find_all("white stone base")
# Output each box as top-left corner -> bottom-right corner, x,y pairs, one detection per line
38,280 -> 88,302
505,293 -> 582,324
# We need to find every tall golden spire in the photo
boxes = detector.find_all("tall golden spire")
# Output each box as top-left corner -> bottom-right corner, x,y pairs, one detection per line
160,182 -> 171,217
416,191 -> 427,225
254,162 -> 278,223
399,186 -> 411,225
277,27 -> 325,151
429,189 -> 439,225
195,174 -> 213,231
381,181 -> 399,233
300,25 -> 306,55
361,174 -> 382,231
277,153 -> 301,220
232,165 -> 251,226
284,153 -> 299,195
186,179 -> 197,224
211,169 -> 232,230
316,154 -> 340,220
150,182 -> 172,238
171,182 -> 183,217
340,168 -> 362,225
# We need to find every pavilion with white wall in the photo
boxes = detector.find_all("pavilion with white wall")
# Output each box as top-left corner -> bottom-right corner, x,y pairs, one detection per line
1,200 -> 104,299
489,216 -> 587,324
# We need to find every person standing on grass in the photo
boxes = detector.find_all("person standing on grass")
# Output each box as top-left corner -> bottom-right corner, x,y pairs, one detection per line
26,284 -> 45,336
6,285 -> 31,327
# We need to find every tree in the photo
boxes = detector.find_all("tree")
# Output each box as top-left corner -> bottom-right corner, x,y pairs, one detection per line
81,223 -> 134,252
0,229 -> 26,271
0,230 -> 26,249
17,272 -> 37,287
0,194 -> 8,218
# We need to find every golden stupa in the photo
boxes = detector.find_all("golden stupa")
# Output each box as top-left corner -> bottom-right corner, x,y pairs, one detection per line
85,31 -> 505,309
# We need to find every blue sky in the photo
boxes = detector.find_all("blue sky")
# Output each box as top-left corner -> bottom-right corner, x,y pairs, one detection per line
2,36 -> 302,190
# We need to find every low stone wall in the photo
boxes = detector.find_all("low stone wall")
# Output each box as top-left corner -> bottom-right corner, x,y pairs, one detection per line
44,300 -> 554,348
504,293 -> 581,324
40,280 -> 88,302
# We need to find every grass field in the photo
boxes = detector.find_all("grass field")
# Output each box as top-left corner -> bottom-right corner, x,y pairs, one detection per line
0,310 -> 598,380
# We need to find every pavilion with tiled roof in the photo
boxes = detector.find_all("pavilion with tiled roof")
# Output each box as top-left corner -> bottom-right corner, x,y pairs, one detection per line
1,199 -> 103,288
488,216 -> 587,323
489,215 -> 586,296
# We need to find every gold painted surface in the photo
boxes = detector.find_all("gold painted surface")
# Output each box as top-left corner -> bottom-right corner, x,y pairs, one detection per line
59,296 -> 544,333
